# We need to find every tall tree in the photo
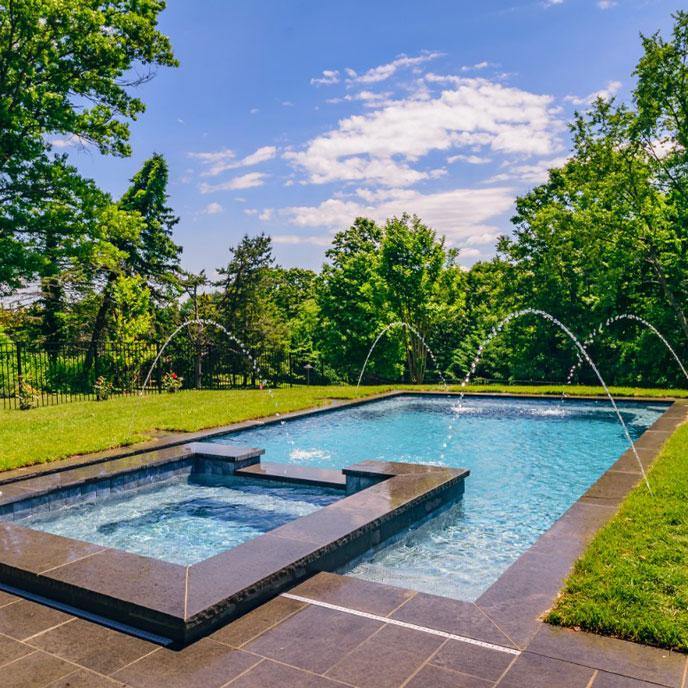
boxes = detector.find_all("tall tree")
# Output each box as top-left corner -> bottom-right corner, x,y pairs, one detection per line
86,154 -> 181,366
316,217 -> 400,382
0,0 -> 177,294
379,214 -> 458,383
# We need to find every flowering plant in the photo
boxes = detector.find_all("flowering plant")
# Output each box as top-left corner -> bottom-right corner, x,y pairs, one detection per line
162,371 -> 183,393
17,380 -> 38,410
94,376 -> 113,401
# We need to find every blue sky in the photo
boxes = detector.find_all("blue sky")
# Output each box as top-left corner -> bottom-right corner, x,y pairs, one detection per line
58,0 -> 675,275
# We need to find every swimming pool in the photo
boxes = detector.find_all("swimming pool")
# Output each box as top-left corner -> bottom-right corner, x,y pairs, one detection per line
14,475 -> 341,565
208,394 -> 666,600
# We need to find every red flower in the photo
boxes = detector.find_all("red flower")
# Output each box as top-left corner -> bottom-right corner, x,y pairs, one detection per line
171,373 -> 178,379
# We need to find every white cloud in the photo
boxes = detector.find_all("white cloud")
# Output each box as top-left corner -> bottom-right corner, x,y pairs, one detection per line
461,61 -> 490,72
543,0 -> 564,6
258,208 -> 274,221
447,154 -> 491,164
272,234 -> 332,247
203,202 -> 223,215
327,90 -> 394,108
285,76 -> 562,187
200,172 -> 267,193
597,0 -> 616,8
280,186 -> 515,244
190,145 -> 277,177
565,80 -> 622,105
347,51 -> 443,85
311,69 -> 340,86
463,231 -> 501,245
250,107 -> 260,114
486,156 -> 568,184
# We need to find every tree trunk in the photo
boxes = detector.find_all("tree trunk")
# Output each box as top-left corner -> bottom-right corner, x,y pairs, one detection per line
647,252 -> 688,342
40,226 -> 64,351
85,273 -> 116,372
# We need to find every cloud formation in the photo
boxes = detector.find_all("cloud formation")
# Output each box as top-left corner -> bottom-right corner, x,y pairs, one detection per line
200,172 -> 267,193
190,146 -> 277,177
565,80 -> 622,105
286,75 -> 563,187
280,186 -> 515,243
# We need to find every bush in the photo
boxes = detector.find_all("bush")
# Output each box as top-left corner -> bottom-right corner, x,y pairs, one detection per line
94,376 -> 113,401
17,380 -> 38,410
161,371 -> 183,393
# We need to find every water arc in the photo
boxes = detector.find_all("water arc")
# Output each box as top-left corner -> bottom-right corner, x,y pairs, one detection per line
452,309 -> 653,494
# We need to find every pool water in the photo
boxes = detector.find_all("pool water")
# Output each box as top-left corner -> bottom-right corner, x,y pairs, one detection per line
15,475 -> 341,565
209,395 -> 666,600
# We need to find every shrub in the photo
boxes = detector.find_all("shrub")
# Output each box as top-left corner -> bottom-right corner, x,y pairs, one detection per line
161,371 -> 183,393
17,380 -> 38,410
94,376 -> 113,401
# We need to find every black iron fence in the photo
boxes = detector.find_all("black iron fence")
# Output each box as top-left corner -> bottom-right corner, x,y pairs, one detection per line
0,340 -> 328,409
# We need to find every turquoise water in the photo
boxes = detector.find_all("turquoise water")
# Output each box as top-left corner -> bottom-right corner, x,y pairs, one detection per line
15,476 -> 340,565
209,395 -> 666,600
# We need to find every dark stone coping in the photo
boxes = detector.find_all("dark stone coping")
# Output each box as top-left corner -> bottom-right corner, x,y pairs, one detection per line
237,462 -> 347,489
0,446 -> 469,647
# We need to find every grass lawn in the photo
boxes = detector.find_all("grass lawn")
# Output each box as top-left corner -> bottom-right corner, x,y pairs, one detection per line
547,420 -> 688,652
0,382 -> 684,473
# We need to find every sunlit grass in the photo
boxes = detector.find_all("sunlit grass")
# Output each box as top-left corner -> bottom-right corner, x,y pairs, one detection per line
548,420 -> 688,651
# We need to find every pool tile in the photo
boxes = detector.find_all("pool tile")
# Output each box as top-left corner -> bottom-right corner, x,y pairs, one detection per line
592,672 -> 669,688
47,548 -> 187,619
28,617 -> 157,675
390,592 -> 517,649
476,550 -> 573,648
326,623 -> 444,688
430,639 -> 514,682
0,522 -> 104,574
112,639 -> 259,688
0,590 -> 20,608
244,604 -> 382,674
405,664 -> 494,688
0,632 -> 33,667
44,669 -> 127,687
0,599 -> 73,641
497,652 -> 595,688
527,624 -> 686,687
1,650 -> 75,688
210,595 -> 306,648
236,462 -> 346,489
185,533 -> 321,618
228,659 -> 347,687
582,469 -> 645,505
291,573 -> 415,616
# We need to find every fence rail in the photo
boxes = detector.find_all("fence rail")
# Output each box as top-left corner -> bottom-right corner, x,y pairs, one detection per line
0,340 -> 327,410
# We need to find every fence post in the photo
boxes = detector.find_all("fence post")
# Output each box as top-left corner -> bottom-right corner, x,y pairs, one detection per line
15,341 -> 23,382
156,344 -> 162,394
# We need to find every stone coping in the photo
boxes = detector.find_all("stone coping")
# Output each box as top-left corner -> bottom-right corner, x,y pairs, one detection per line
0,445 -> 469,646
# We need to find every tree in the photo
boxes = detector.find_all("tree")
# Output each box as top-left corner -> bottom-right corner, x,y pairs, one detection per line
85,154 -> 181,366
379,214 -> 459,383
0,0 -> 177,294
316,217 -> 399,382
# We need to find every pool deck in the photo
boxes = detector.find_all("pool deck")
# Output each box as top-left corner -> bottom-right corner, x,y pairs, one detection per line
1,392 -> 687,687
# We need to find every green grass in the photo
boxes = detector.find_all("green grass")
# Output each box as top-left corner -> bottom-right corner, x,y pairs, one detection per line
547,420 -> 688,652
0,383 -> 684,473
